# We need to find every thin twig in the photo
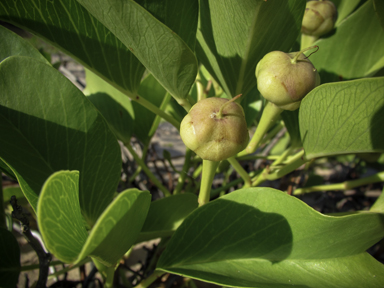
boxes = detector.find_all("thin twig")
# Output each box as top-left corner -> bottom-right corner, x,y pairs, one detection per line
11,196 -> 52,288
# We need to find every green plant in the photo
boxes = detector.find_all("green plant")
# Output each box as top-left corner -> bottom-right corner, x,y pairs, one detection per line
1,0 -> 384,287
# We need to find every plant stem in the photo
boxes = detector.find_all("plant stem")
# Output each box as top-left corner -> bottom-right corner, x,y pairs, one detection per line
134,270 -> 164,288
238,101 -> 283,156
227,157 -> 251,188
291,45 -> 319,64
294,170 -> 384,196
199,160 -> 220,206
125,142 -> 171,197
105,266 -> 115,288
216,94 -> 242,119
252,149 -> 306,186
148,92 -> 172,138
300,34 -> 319,50
174,148 -> 193,194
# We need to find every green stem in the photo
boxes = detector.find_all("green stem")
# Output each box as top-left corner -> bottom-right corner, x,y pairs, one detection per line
300,34 -> 319,50
252,149 -> 306,186
217,94 -> 242,119
134,270 -> 164,288
148,92 -> 172,138
174,148 -> 193,194
105,266 -> 115,288
199,160 -> 220,206
128,145 -> 148,183
294,171 -> 384,196
238,101 -> 283,156
175,97 -> 193,112
131,92 -> 180,130
291,45 -> 319,64
227,157 -> 251,188
126,142 -> 171,197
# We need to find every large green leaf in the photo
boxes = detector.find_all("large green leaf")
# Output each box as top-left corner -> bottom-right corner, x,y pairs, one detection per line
0,228 -> 20,288
0,25 -> 48,64
310,1 -> 384,82
76,0 -> 198,100
0,0 -> 145,95
299,77 -> 384,159
84,69 -> 135,144
196,0 -> 306,98
333,0 -> 361,26
158,188 -> 384,288
0,56 -> 121,225
37,171 -> 88,263
77,188 -> 151,267
137,193 -> 198,243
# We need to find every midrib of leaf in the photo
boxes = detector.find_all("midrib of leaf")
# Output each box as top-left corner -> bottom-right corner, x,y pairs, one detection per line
234,2 -> 262,96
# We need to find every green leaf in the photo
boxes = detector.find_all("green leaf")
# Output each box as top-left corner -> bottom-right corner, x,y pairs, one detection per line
76,0 -> 198,100
37,171 -> 88,263
0,25 -> 48,64
196,0 -> 306,97
0,228 -> 20,288
158,188 -> 384,288
3,186 -> 25,206
0,56 -> 121,225
0,0 -> 145,95
84,69 -> 135,144
373,0 -> 384,30
135,0 -> 198,51
78,189 -> 151,267
299,77 -> 384,159
137,193 -> 198,243
310,1 -> 384,82
132,74 -> 168,145
333,0 -> 361,26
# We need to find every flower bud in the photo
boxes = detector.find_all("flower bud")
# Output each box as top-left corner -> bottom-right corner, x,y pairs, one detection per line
302,0 -> 337,37
255,48 -> 320,111
180,97 -> 249,161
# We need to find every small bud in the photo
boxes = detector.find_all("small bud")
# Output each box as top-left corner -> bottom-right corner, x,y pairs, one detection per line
180,96 -> 249,161
302,0 -> 337,37
255,47 -> 320,111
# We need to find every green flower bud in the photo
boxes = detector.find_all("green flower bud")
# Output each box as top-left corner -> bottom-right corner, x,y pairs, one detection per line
302,0 -> 337,37
180,96 -> 249,162
255,47 -> 320,111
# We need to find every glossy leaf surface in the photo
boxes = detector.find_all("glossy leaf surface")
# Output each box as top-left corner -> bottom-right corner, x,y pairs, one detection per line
300,77 -> 384,159
137,193 -> 198,243
158,188 -> 384,287
310,1 -> 384,81
0,56 -> 121,225
0,228 -> 20,288
76,0 -> 198,100
37,171 -> 88,263
0,0 -> 145,95
196,0 -> 306,97
78,189 -> 151,267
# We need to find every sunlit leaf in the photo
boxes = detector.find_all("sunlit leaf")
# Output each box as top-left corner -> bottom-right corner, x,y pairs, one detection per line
300,77 -> 384,159
158,188 -> 384,288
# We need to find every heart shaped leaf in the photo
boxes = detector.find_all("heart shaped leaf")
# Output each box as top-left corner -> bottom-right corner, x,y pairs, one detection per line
37,171 -> 88,263
158,188 -> 384,288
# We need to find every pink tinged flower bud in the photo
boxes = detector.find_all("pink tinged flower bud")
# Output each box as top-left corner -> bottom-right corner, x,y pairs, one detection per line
302,0 -> 337,37
180,97 -> 249,161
